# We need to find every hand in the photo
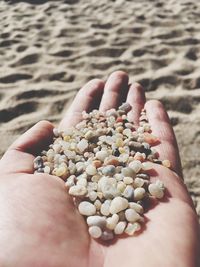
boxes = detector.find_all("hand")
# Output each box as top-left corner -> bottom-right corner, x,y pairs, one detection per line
0,71 -> 199,267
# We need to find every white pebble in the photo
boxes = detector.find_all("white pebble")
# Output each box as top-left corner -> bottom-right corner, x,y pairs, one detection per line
125,222 -> 141,235
88,191 -> 97,201
134,187 -> 146,201
128,160 -> 142,173
114,221 -> 127,235
77,139 -> 88,152
87,216 -> 106,228
125,209 -> 140,223
148,183 -> 164,199
78,201 -> 96,216
86,165 -> 97,175
96,150 -> 109,161
134,177 -> 145,188
121,167 -> 136,178
69,185 -> 87,196
123,185 -> 134,199
142,162 -> 153,171
77,178 -> 87,187
129,202 -> 144,214
106,214 -> 119,230
89,226 -> 102,239
109,197 -> 129,214
123,176 -> 133,185
101,201 -> 111,216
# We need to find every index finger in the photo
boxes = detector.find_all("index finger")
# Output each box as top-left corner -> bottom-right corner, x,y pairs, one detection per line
145,100 -> 183,178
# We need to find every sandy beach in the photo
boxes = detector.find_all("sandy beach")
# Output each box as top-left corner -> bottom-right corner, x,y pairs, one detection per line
0,0 -> 199,220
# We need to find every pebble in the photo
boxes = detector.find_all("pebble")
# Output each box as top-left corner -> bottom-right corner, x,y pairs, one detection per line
96,150 -> 109,161
119,103 -> 132,113
86,165 -> 97,176
101,230 -> 114,241
114,221 -> 127,235
89,226 -> 102,238
162,159 -> 171,168
55,166 -> 68,180
142,162 -> 153,171
125,222 -> 141,235
102,165 -> 116,176
134,177 -> 145,188
100,201 -> 111,216
128,160 -> 142,173
123,185 -> 134,199
148,183 -> 164,199
87,216 -> 106,228
129,202 -> 144,214
88,191 -> 97,201
134,187 -> 146,201
106,214 -> 119,230
123,176 -> 134,185
69,185 -> 87,197
125,208 -> 140,223
109,197 -> 129,214
78,201 -> 96,216
77,139 -> 89,152
121,167 -> 136,178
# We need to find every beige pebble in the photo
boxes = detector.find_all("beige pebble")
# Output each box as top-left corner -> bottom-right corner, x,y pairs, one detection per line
125,222 -> 141,235
106,214 -> 119,230
123,176 -> 134,185
55,166 -> 69,180
88,191 -> 98,201
110,197 -> 129,214
94,199 -> 102,210
121,167 -> 136,178
128,160 -> 142,173
100,201 -> 111,216
86,165 -> 97,175
134,187 -> 146,201
69,185 -> 87,197
77,139 -> 88,152
87,216 -> 106,228
114,221 -> 127,235
162,159 -> 171,168
78,201 -> 96,216
96,150 -> 109,161
125,208 -> 140,223
134,177 -> 145,188
148,183 -> 164,199
142,162 -> 153,171
77,178 -> 87,187
89,226 -> 102,238
129,202 -> 144,214
117,181 -> 126,192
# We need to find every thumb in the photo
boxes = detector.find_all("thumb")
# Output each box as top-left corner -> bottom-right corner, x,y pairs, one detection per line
0,121 -> 54,174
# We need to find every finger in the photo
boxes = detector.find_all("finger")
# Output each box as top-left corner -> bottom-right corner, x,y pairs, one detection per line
126,82 -> 146,125
99,71 -> 129,111
0,120 -> 54,174
59,79 -> 104,131
145,100 -> 182,177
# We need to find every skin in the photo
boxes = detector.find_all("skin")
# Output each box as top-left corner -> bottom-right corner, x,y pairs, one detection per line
0,71 -> 199,267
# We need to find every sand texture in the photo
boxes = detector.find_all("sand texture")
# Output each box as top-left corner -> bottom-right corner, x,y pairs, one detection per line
0,0 -> 200,219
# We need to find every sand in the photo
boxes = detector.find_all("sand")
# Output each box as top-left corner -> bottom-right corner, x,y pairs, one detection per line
0,0 -> 199,220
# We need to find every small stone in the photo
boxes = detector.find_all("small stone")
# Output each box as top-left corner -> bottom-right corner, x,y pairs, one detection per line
96,150 -> 109,161
77,139 -> 89,152
129,202 -> 144,214
84,130 -> 94,140
134,187 -> 146,201
93,160 -> 102,168
162,159 -> 171,168
117,181 -> 126,192
43,165 -> 51,174
119,103 -> 132,113
69,185 -> 87,196
94,199 -> 102,210
128,160 -> 142,173
148,183 -> 164,199
125,208 -> 140,223
53,128 -> 59,137
100,200 -> 111,216
123,177 -> 134,185
125,222 -> 141,235
134,178 -> 145,188
143,133 -> 159,145
116,138 -> 124,147
89,226 -> 102,239
109,197 -> 129,214
78,201 -> 96,216
55,166 -> 69,180
121,167 -> 136,178
102,165 -> 116,176
87,216 -> 106,228
106,214 -> 119,230
114,221 -> 127,235
123,185 -> 134,199
88,191 -> 98,201
86,165 -> 97,175
77,178 -> 87,187
142,162 -> 153,171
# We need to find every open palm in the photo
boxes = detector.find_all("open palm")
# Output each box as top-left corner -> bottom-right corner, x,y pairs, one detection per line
0,71 -> 199,267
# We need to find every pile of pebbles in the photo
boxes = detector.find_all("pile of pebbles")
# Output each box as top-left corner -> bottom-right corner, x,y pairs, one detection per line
34,103 -> 170,241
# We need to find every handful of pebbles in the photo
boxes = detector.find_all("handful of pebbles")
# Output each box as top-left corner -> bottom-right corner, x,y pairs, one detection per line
34,103 -> 170,241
